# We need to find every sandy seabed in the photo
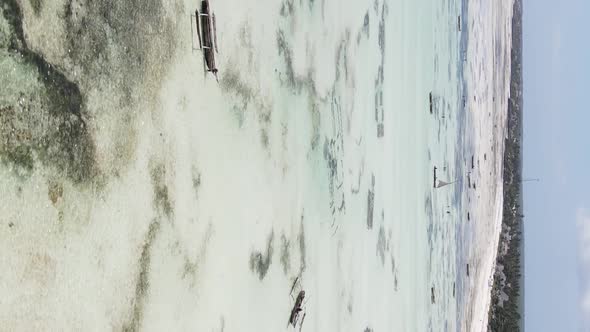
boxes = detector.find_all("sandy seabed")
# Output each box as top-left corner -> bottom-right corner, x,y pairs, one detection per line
0,0 -> 513,330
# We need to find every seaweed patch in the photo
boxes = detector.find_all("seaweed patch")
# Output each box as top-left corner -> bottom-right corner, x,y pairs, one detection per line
123,219 -> 161,332
280,234 -> 291,274
249,230 -> 275,280
150,163 -> 173,219
0,0 -> 97,183
376,225 -> 386,265
298,217 -> 306,273
29,0 -> 42,15
191,166 -> 201,199
367,174 -> 375,229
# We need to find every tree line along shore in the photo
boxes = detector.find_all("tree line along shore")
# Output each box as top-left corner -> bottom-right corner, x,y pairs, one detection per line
487,0 -> 524,331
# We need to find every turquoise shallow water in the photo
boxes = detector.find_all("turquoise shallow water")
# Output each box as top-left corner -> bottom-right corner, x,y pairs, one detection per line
0,0 -> 512,330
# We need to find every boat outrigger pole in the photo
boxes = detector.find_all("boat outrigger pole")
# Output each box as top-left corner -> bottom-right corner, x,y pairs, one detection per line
194,10 -> 202,49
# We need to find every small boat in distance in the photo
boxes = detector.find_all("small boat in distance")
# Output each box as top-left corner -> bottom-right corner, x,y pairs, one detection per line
431,286 -> 436,304
435,179 -> 456,188
192,0 -> 219,81
433,166 -> 437,188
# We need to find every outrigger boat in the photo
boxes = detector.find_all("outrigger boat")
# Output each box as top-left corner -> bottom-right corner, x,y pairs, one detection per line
287,278 -> 307,330
192,0 -> 219,81
288,290 -> 306,328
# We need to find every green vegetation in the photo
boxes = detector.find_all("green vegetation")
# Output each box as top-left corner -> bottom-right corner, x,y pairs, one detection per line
487,0 -> 524,331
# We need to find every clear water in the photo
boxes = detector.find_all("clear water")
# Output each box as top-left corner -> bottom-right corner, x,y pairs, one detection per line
0,0 -> 513,330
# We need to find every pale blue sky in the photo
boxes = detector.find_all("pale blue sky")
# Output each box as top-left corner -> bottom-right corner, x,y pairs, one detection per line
523,0 -> 590,330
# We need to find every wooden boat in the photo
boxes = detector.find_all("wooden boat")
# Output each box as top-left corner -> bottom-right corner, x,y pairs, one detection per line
431,286 -> 436,304
288,290 -> 305,327
433,166 -> 437,188
193,0 -> 219,80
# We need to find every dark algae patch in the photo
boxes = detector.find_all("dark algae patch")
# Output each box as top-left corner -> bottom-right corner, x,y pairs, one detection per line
2,0 -> 180,183
376,225 -> 386,265
249,230 -> 274,280
366,174 -> 375,229
298,217 -> 307,273
123,219 -> 161,332
47,180 -> 64,205
191,166 -> 202,198
29,0 -> 43,15
276,30 -> 298,89
220,68 -> 256,110
61,0 -> 177,92
123,161 -> 176,330
150,163 -> 173,219
1,143 -> 34,173
280,234 -> 291,274
0,0 -> 97,183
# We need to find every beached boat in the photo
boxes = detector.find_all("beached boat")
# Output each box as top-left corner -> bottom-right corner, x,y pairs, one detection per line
193,0 -> 219,80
